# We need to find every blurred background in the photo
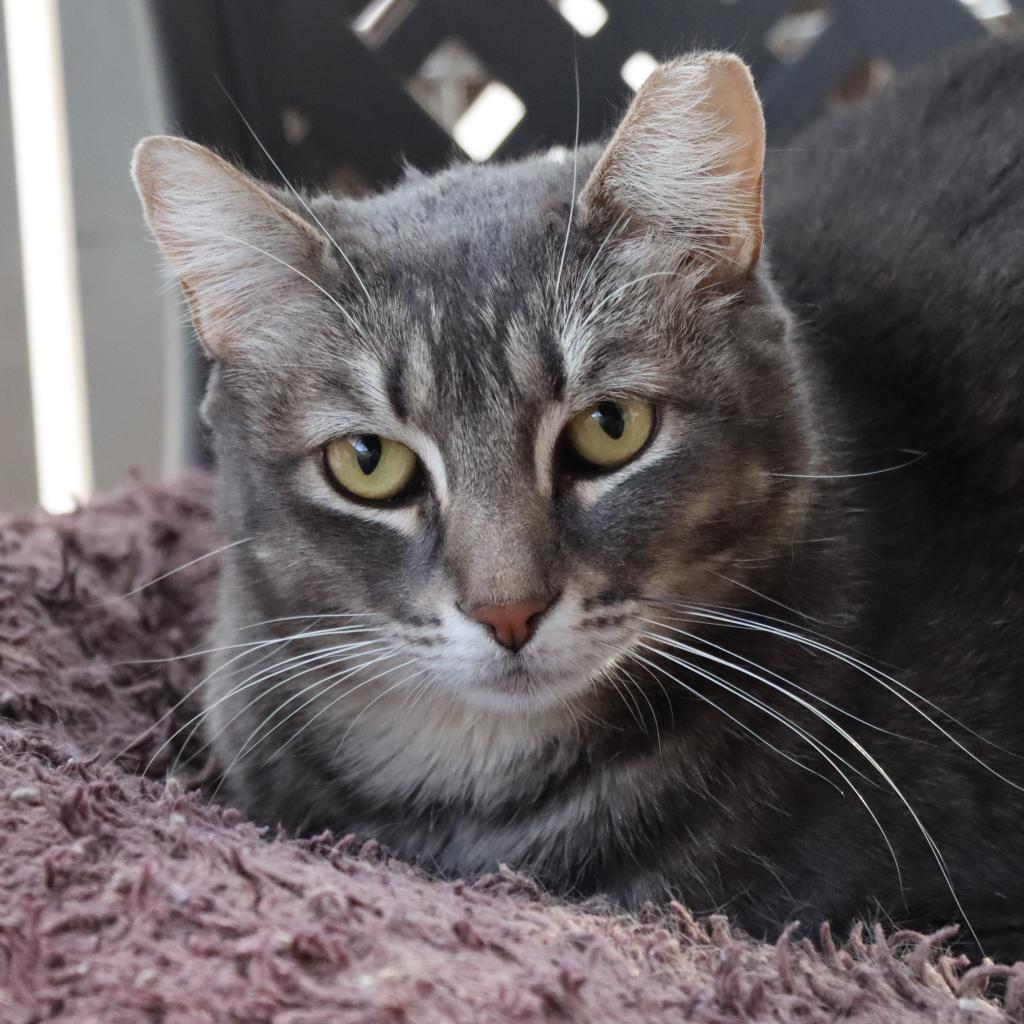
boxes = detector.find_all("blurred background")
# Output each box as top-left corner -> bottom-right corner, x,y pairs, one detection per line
0,0 -> 1020,515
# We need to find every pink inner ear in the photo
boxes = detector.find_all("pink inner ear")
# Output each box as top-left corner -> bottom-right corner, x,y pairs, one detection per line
578,52 -> 766,281
695,56 -> 766,272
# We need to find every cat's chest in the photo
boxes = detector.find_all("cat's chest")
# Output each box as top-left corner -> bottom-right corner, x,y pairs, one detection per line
321,697 -> 674,880
329,691 -> 582,810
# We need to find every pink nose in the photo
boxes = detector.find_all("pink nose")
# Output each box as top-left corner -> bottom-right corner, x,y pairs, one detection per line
470,598 -> 552,652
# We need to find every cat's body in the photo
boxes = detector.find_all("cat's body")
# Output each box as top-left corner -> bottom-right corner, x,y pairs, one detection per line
135,37 -> 1024,959
757,38 -> 1024,951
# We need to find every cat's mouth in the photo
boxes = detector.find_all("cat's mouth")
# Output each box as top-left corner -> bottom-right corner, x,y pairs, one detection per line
488,657 -> 550,692
432,597 -> 636,712
454,645 -> 618,713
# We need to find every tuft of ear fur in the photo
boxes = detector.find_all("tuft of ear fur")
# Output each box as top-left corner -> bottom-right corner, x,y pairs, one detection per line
580,52 -> 765,282
132,135 -> 326,360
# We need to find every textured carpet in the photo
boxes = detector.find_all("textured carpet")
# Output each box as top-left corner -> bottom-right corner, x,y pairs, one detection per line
1,475 -> 1021,1023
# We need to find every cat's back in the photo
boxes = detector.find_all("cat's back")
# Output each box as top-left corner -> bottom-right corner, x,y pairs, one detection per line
766,34 -> 1024,457
766,34 -> 1024,708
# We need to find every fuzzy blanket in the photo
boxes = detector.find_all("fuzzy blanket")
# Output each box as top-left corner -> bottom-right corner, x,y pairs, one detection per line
1,475 -> 1021,1023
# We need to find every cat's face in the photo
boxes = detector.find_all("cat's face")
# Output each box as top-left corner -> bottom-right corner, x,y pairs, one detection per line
135,54 -> 814,716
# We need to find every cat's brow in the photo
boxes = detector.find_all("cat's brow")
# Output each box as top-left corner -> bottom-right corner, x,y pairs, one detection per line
298,402 -> 401,448
565,361 -> 685,406
536,328 -> 567,400
384,352 -> 408,421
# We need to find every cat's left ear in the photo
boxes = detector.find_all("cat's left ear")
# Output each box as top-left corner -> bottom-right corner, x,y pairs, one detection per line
580,52 -> 765,283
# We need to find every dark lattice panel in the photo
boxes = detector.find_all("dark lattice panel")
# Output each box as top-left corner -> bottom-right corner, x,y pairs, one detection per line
148,0 -> 1023,189
144,0 -> 1022,461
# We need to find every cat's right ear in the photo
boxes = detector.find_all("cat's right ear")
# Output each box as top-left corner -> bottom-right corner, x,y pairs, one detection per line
132,135 -> 325,360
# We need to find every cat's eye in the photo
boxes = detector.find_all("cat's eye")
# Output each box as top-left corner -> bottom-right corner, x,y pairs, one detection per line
324,435 -> 421,502
564,399 -> 655,471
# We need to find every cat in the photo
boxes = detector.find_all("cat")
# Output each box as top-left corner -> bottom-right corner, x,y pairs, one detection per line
133,35 -> 1024,960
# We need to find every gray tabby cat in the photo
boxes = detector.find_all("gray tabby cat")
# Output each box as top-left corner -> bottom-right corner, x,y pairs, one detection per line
134,41 -> 1024,959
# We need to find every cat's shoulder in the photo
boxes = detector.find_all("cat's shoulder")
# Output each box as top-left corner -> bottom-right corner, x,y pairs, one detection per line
766,35 -> 1024,450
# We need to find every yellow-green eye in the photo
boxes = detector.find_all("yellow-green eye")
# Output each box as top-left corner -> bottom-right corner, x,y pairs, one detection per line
565,399 -> 655,470
324,434 -> 420,501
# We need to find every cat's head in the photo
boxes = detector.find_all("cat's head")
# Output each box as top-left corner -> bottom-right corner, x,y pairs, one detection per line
134,53 -> 815,715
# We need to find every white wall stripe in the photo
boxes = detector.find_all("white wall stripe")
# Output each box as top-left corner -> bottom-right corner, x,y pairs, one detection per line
3,0 -> 92,512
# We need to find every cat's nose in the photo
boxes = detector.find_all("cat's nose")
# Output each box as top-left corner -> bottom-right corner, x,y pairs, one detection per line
470,597 -> 553,652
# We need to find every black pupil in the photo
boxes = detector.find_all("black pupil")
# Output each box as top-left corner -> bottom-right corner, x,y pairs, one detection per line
352,435 -> 382,475
594,401 -> 625,440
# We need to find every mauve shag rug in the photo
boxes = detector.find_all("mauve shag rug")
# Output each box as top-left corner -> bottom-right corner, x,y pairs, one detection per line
1,476 -> 1023,1024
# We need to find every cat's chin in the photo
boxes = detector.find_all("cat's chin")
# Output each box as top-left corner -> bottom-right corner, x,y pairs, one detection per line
445,662 -> 599,716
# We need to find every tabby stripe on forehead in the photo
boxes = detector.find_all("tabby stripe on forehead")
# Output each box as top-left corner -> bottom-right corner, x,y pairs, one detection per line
385,355 -> 408,421
536,328 -> 567,400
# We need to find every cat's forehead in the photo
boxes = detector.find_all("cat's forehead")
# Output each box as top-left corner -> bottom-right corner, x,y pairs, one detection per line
333,266 -> 564,452
307,154 -> 601,419
327,151 -> 599,286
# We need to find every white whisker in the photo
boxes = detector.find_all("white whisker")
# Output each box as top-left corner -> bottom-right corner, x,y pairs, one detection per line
210,646 -> 402,798
219,85 -> 374,304
247,647 -> 407,770
673,603 -> 1024,790
639,617 -> 909,741
639,625 -> 979,950
157,637 -> 383,771
771,451 -> 926,480
109,622 -> 381,770
618,663 -> 663,755
599,663 -> 647,735
625,641 -> 848,794
98,536 -> 251,605
396,674 -> 435,724
121,623 -> 384,667
204,229 -> 366,337
196,642 -> 392,770
704,568 -> 830,626
236,612 -> 385,630
562,211 -> 628,334
554,55 -> 581,298
329,665 -> 430,763
635,635 -> 913,915
166,639 -> 387,775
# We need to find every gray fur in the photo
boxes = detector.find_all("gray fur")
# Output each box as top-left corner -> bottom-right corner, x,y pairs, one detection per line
132,55 -> 814,896
197,142 -> 808,830
133,43 -> 1024,960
